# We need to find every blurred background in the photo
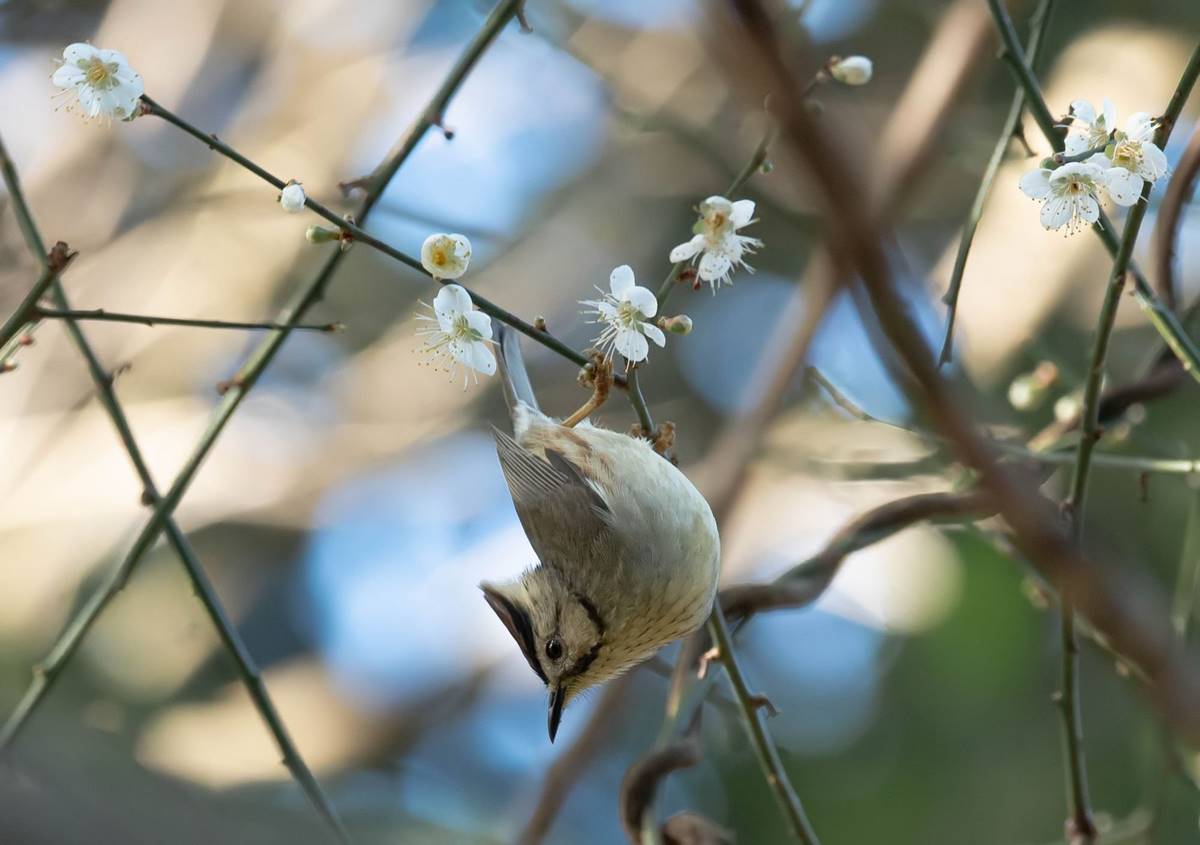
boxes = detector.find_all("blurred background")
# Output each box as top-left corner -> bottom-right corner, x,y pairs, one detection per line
3,0 -> 1200,842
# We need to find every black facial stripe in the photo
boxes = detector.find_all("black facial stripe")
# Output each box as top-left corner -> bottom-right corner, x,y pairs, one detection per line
573,592 -> 606,636
567,639 -> 603,679
482,588 -> 548,685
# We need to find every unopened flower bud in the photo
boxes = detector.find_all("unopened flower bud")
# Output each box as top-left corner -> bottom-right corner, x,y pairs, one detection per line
829,55 -> 873,86
1007,375 -> 1038,411
280,180 -> 306,213
1054,392 -> 1082,423
306,225 -> 341,244
658,314 -> 693,335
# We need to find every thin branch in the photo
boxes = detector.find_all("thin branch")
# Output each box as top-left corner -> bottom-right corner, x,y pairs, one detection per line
1154,122 -> 1200,311
33,307 -> 341,333
0,241 -> 76,370
620,714 -> 703,845
625,364 -> 656,438
138,90 -> 599,377
0,1 -> 525,836
0,141 -> 354,841
707,606 -> 820,845
1026,7 -> 1197,835
938,0 -> 1055,366
721,490 -> 995,621
725,0 -> 1200,752
987,1 -> 1200,387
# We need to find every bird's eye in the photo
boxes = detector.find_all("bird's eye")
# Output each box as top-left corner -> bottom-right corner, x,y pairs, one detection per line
545,638 -> 563,661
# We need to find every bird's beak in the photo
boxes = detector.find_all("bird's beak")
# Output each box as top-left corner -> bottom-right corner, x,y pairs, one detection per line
548,686 -> 565,743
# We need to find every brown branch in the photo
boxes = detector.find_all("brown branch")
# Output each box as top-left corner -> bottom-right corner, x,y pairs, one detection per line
619,712 -> 703,844
1155,123 -> 1200,311
721,0 -> 1200,745
721,490 -> 995,621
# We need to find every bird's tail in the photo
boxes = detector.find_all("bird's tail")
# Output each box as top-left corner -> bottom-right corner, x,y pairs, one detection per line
496,323 -> 539,415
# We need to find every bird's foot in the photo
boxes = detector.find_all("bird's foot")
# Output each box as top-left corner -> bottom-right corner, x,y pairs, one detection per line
562,350 -> 612,428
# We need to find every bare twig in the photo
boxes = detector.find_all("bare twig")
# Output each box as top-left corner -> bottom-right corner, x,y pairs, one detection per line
0,241 -> 76,370
707,607 -> 819,845
620,714 -> 703,845
33,307 -> 340,333
721,490 -> 995,621
1154,123 -> 1200,311
0,139 -> 354,840
139,92 -> 599,376
725,0 -> 1200,752
938,0 -> 1055,366
0,4 -> 526,837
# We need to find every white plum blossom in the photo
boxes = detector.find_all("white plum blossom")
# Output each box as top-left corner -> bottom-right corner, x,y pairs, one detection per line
1019,161 -> 1106,234
280,181 -> 306,213
421,233 -> 472,280
581,265 -> 666,366
1102,112 -> 1168,205
1065,98 -> 1118,155
416,284 -> 496,386
51,43 -> 144,122
829,55 -> 873,86
669,196 -> 762,291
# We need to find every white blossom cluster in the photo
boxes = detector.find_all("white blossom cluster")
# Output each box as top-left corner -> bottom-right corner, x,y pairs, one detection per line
1020,99 -> 1168,234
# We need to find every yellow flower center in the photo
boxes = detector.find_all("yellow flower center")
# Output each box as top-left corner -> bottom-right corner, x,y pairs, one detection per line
1112,140 -> 1140,171
82,57 -> 117,88
431,246 -> 448,267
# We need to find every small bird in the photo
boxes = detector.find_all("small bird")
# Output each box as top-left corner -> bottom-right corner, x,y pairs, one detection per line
481,325 -> 721,741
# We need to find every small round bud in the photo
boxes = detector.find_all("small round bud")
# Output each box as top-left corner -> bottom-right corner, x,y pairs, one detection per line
280,180 -> 306,213
658,314 -> 693,335
829,55 -> 873,86
1007,375 -> 1038,411
1040,157 -> 1058,170
1054,392 -> 1082,423
305,225 -> 341,244
760,159 -> 774,174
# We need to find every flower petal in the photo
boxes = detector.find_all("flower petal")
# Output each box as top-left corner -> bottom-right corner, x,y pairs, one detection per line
1078,195 -> 1100,226
433,283 -> 473,328
62,43 -> 98,65
614,329 -> 649,363
730,199 -> 756,227
1040,196 -> 1072,230
1104,167 -> 1142,206
1018,168 -> 1052,199
624,285 -> 658,319
1100,98 -> 1117,130
669,234 -> 706,263
1070,99 -> 1096,125
642,323 -> 667,348
454,340 -> 497,376
1141,143 -> 1168,180
698,250 -> 732,282
465,309 -> 494,341
1064,132 -> 1091,155
609,264 -> 636,297
51,64 -> 86,87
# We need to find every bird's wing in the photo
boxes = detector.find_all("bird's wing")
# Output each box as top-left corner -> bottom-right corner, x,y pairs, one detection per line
492,426 -> 613,558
